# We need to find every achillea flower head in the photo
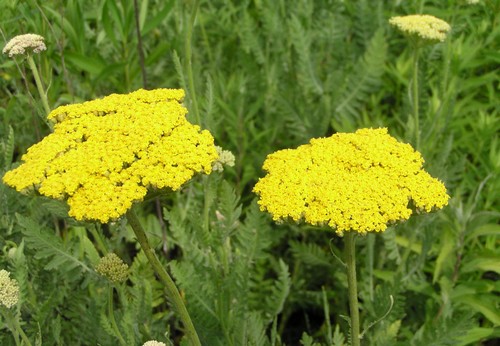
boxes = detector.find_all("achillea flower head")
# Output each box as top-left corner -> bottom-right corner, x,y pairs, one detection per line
2,88 -> 219,223
0,269 -> 19,308
3,34 -> 46,57
143,341 -> 167,346
389,15 -> 451,43
95,253 -> 129,283
466,0 -> 479,4
253,128 -> 449,236
212,146 -> 236,172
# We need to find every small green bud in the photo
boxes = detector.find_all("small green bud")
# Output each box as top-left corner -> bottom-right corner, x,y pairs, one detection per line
95,253 -> 129,283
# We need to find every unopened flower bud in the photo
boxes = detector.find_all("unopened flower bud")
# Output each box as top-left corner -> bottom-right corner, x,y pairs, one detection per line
95,253 -> 129,283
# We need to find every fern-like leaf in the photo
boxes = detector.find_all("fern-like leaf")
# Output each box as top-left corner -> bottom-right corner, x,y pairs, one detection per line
290,241 -> 334,268
16,214 -> 91,273
334,29 -> 387,128
3,125 -> 14,170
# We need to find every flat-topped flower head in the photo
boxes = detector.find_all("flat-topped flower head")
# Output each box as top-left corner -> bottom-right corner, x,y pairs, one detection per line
2,88 -> 219,223
3,34 -> 46,57
0,269 -> 19,308
389,15 -> 451,43
253,128 -> 449,236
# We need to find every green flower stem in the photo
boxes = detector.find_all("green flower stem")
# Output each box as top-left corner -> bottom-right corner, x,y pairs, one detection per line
126,209 -> 201,346
108,286 -> 127,346
185,0 -> 201,126
26,54 -> 50,115
412,45 -> 420,150
3,309 -> 32,346
345,232 -> 360,346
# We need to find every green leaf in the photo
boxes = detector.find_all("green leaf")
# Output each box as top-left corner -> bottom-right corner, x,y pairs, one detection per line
458,295 -> 500,325
65,52 -> 106,75
457,327 -> 496,346
3,125 -> 14,170
433,227 -> 455,283
462,251 -> 500,274
266,259 -> 291,318
16,214 -> 91,273
466,223 -> 500,241
142,1 -> 175,35
290,241 -> 333,268
334,28 -> 387,127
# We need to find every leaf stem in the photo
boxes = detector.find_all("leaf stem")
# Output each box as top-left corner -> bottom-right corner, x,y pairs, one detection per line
126,208 -> 201,346
345,232 -> 360,346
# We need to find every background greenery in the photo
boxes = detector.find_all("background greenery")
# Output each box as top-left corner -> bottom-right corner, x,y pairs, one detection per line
0,0 -> 498,345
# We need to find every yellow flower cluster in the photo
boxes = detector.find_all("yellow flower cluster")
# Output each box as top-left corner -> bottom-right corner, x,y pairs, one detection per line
95,253 -> 129,283
389,15 -> 451,43
253,128 -> 449,235
2,89 -> 218,223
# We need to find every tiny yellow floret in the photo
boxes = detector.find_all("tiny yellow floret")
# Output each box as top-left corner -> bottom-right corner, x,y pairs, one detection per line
389,15 -> 451,43
253,128 -> 449,235
2,89 -> 219,223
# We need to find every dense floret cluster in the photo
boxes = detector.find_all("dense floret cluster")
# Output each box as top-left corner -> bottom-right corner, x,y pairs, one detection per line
254,128 -> 449,235
3,89 -> 218,223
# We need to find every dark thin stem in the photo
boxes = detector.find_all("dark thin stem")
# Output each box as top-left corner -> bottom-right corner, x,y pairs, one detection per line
345,232 -> 360,346
133,0 -> 148,88
126,209 -> 201,346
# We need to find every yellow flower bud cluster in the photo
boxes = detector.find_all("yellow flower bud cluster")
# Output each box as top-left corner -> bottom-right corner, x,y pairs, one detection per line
95,253 -> 129,283
389,15 -> 451,43
2,89 -> 218,223
0,269 -> 19,308
253,128 -> 449,235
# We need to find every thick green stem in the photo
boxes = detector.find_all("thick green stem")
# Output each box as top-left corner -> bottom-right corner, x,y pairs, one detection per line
126,209 -> 201,346
345,232 -> 360,346
185,0 -> 201,125
108,286 -> 127,346
26,54 -> 50,115
412,46 -> 420,150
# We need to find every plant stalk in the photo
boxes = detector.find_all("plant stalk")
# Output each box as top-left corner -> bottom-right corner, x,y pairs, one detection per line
412,45 -> 420,150
185,0 -> 201,125
108,286 -> 127,346
345,232 -> 360,346
26,54 -> 50,115
126,209 -> 201,346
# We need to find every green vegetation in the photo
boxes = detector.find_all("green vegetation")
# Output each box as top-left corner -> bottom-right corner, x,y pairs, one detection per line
0,0 -> 498,345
